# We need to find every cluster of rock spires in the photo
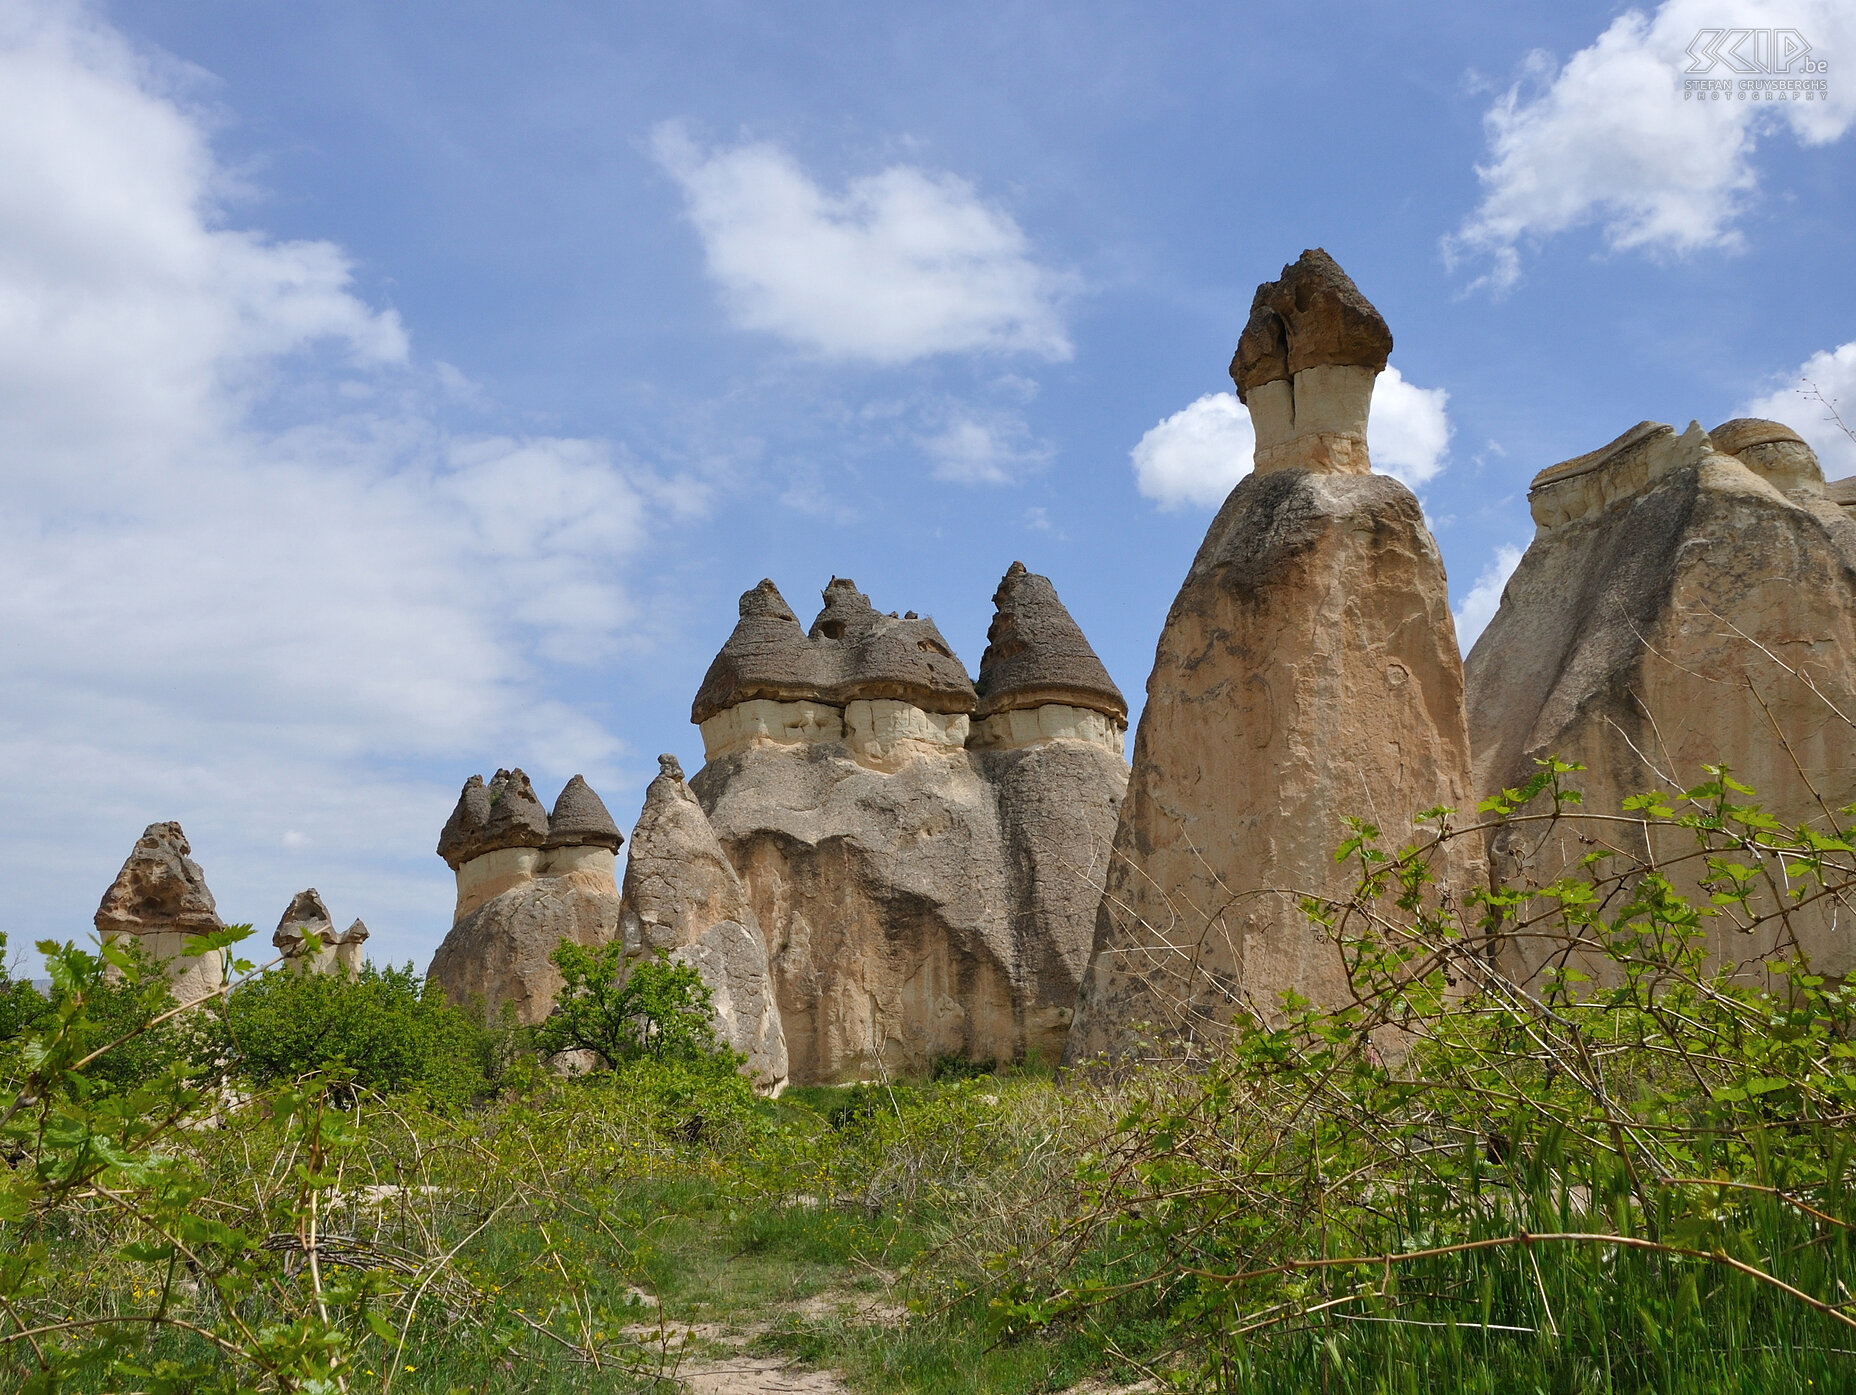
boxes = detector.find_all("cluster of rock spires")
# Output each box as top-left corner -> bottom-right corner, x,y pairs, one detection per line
424,561 -> 1132,1088
95,247 -> 1856,1087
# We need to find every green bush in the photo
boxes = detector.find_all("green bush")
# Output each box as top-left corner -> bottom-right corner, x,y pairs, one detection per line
0,930 -> 50,1058
537,941 -> 732,1068
224,961 -> 488,1110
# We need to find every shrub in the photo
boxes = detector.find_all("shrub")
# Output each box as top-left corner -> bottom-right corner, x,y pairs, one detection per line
537,942 -> 731,1068
224,961 -> 488,1109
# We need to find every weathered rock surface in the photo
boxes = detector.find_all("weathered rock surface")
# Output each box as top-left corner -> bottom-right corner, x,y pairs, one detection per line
274,888 -> 334,967
274,889 -> 369,975
691,570 -> 1128,1082
1066,253 -> 1478,1063
621,754 -> 788,1090
1465,417 -> 1856,981
95,821 -> 227,1004
426,770 -> 624,1023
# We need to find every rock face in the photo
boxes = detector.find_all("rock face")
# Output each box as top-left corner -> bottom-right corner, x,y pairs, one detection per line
1465,417 -> 1856,981
1066,251 -> 1479,1063
689,567 -> 1129,1083
426,770 -> 624,1023
620,754 -> 788,1090
273,889 -> 369,975
94,821 -> 226,1004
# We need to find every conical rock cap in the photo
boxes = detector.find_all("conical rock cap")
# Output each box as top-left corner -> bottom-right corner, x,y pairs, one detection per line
436,769 -> 550,868
975,562 -> 1125,720
546,775 -> 623,851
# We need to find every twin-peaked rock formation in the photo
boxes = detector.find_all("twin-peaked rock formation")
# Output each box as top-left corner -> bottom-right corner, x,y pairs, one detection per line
427,770 -> 628,1023
689,566 -> 1129,1082
424,764 -> 791,1086
273,888 -> 369,975
1067,249 -> 1480,1061
1465,415 -> 1856,982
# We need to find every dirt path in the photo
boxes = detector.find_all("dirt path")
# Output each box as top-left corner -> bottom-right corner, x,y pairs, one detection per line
674,1357 -> 853,1394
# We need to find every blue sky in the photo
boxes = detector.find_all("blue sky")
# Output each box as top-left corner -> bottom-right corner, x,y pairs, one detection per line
2,0 -> 1851,975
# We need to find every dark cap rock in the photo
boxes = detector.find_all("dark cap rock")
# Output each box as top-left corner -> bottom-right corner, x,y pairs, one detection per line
692,577 -> 977,724
810,579 -> 976,714
691,579 -> 826,724
436,768 -> 551,868
546,774 -> 624,851
95,821 -> 225,940
1229,248 -> 1392,403
975,562 -> 1126,721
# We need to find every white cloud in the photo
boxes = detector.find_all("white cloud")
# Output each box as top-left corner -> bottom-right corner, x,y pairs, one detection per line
1743,340 -> 1856,479
923,412 -> 1053,485
1447,0 -> 1856,292
1130,368 -> 1453,509
0,3 -> 685,970
651,121 -> 1075,364
1131,391 -> 1253,509
1368,368 -> 1453,488
1453,544 -> 1525,652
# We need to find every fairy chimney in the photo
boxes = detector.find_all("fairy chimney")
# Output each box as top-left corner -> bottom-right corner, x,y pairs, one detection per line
1067,250 -> 1479,1063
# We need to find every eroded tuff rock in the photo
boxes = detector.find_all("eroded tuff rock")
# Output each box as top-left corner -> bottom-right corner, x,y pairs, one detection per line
1066,253 -> 1479,1064
690,569 -> 1128,1082
274,889 -> 369,975
426,770 -> 624,1023
620,754 -> 787,1090
1465,417 -> 1856,981
95,821 -> 227,1003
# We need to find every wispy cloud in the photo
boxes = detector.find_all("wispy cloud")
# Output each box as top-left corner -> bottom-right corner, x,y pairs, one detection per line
0,2 -> 690,963
1446,0 -> 1856,293
651,120 -> 1076,364
1453,544 -> 1525,652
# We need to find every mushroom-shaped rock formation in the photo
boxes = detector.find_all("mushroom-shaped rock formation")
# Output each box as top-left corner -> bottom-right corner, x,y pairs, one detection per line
618,754 -> 788,1090
970,561 -> 1127,753
426,771 -> 625,1023
1067,251 -> 1479,1065
274,888 -> 337,971
94,821 -> 226,1005
1229,247 -> 1393,477
815,579 -> 977,764
1466,415 -> 1856,986
688,565 -> 1131,1081
692,577 -> 978,765
968,566 -> 1132,1047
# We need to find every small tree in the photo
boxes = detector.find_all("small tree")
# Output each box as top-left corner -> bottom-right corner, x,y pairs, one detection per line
537,942 -> 724,1069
